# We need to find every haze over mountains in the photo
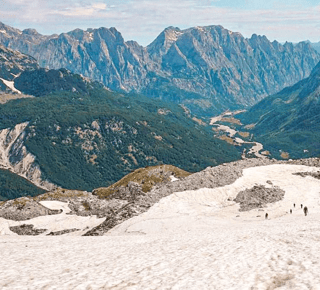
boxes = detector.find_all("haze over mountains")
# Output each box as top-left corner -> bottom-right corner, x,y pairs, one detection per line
1,22 -> 319,115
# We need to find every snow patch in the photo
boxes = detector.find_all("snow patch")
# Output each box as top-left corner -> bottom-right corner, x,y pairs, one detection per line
170,175 -> 179,182
0,78 -> 21,94
39,201 -> 71,213
0,201 -> 104,236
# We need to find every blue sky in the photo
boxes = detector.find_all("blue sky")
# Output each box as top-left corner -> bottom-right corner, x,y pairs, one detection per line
1,0 -> 320,46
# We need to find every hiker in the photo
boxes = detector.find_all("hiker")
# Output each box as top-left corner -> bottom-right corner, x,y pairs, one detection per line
293,203 -> 295,208
290,209 -> 292,214
301,204 -> 303,209
303,206 -> 308,216
265,213 -> 268,219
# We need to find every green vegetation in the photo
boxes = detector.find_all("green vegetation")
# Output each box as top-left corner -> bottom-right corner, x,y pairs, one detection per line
34,188 -> 86,201
238,65 -> 320,159
94,164 -> 191,198
0,86 -> 241,193
0,169 -> 46,201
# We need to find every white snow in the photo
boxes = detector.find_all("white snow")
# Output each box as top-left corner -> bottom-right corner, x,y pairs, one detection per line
1,164 -> 320,289
39,200 -> 71,213
0,201 -> 105,236
0,30 -> 7,34
170,175 -> 179,182
0,78 -> 21,94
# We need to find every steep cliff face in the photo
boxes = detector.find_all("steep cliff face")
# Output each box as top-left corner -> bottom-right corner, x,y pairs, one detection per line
0,122 -> 55,190
1,22 -> 319,115
145,26 -> 320,110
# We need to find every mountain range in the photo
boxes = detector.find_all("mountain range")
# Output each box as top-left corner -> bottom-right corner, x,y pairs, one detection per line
1,22 -> 319,115
1,21 -> 320,200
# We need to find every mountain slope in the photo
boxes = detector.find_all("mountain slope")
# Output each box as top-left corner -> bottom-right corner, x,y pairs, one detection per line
239,61 -> 320,159
1,22 -> 319,115
0,169 -> 46,201
0,45 -> 241,195
0,89 -> 241,191
0,45 -> 38,93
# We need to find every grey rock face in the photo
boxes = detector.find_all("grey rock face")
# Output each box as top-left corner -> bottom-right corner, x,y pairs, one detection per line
0,198 -> 61,221
9,224 -> 47,235
0,45 -> 38,81
234,185 -> 285,212
0,44 -> 39,93
1,22 -> 319,114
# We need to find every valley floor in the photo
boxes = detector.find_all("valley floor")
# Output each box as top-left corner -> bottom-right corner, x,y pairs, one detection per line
1,164 -> 320,289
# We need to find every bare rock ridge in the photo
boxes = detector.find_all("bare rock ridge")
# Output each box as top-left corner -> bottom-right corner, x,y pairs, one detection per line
0,122 -> 56,191
0,22 -> 319,115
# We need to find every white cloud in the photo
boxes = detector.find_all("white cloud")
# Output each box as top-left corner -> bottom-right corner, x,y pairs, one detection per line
1,0 -> 320,45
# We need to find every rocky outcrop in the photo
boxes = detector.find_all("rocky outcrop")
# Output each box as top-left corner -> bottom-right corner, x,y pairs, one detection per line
1,22 -> 319,115
0,122 -> 56,190
0,197 -> 61,221
9,224 -> 47,235
293,171 -> 320,179
234,185 -> 285,211
47,228 -> 80,236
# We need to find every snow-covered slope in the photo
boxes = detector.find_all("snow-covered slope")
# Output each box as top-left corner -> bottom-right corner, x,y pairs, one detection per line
108,164 -> 320,235
1,163 -> 320,289
0,200 -> 104,236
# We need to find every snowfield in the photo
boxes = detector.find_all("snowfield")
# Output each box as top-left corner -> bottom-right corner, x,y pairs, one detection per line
0,201 -> 105,236
1,164 -> 320,289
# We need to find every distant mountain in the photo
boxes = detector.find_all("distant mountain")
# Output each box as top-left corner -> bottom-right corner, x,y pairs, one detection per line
1,22 -> 319,116
239,60 -> 320,159
310,42 -> 320,53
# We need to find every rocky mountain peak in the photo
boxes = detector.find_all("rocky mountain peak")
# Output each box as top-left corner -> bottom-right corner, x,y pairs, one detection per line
147,26 -> 183,58
22,28 -> 40,36
1,22 -> 319,115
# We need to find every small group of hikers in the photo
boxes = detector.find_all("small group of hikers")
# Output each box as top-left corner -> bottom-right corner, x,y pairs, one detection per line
292,203 -> 308,216
265,203 -> 308,219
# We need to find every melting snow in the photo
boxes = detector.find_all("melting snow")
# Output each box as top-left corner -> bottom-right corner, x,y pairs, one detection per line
170,175 -> 179,182
0,200 -> 105,236
1,164 -> 320,288
39,201 -> 72,213
0,78 -> 21,94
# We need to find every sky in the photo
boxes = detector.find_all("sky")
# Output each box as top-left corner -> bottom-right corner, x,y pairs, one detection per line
1,0 -> 320,46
